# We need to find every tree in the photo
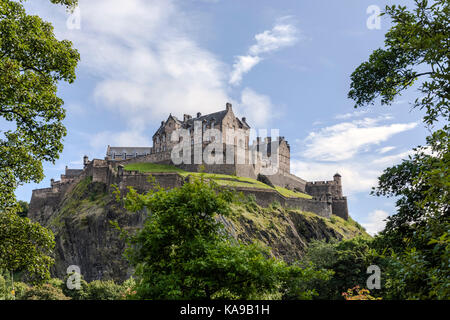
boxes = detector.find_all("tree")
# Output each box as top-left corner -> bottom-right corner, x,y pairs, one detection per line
348,0 -> 449,126
0,0 -> 80,210
0,209 -> 55,283
372,130 -> 449,299
17,200 -> 28,217
303,238 -> 381,300
348,0 -> 449,300
115,177 -> 330,300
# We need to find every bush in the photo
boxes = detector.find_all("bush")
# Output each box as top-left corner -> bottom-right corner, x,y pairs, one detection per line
61,273 -> 89,300
0,274 -> 14,300
12,282 -> 29,300
0,271 -> 29,300
121,277 -> 137,300
85,280 -> 123,300
22,284 -> 70,300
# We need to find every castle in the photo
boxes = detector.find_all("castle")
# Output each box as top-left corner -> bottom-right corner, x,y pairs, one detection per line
29,103 -> 349,221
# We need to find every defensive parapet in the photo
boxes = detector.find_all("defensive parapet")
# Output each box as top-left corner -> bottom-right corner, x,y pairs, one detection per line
305,173 -> 348,220
29,157 -> 349,223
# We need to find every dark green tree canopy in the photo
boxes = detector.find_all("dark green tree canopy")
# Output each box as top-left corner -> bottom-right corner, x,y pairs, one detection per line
117,178 -> 330,300
0,209 -> 55,283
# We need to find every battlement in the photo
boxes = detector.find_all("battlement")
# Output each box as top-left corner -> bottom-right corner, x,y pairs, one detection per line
307,180 -> 337,185
28,105 -> 349,221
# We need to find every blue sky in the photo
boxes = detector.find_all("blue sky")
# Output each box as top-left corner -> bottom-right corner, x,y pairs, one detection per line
15,0 -> 429,235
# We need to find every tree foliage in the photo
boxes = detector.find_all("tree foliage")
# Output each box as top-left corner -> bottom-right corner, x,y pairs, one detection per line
348,0 -> 449,300
0,210 -> 55,283
0,0 -> 80,210
303,238 -> 381,300
348,0 -> 449,126
116,177 -> 330,300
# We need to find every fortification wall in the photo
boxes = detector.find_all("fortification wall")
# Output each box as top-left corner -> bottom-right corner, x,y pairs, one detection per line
306,181 -> 341,198
30,157 -> 348,223
115,170 -> 184,193
262,172 -> 307,193
332,197 -> 349,220
234,187 -> 332,218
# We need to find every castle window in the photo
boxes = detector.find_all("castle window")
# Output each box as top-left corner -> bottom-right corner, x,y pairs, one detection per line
162,134 -> 166,142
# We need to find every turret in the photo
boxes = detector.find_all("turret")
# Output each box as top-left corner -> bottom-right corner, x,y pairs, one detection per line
334,173 -> 342,185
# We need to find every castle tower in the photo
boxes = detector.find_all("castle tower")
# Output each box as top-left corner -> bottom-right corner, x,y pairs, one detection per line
334,173 -> 343,197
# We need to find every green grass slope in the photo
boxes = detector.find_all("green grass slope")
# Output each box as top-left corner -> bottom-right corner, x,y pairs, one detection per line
124,162 -> 312,199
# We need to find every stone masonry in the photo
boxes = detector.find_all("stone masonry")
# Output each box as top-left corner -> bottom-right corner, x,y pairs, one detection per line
29,103 -> 349,221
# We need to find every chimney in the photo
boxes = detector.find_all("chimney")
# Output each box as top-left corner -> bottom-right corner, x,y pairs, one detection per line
184,114 -> 192,122
161,121 -> 164,127
242,117 -> 246,123
226,103 -> 232,111
197,112 -> 202,118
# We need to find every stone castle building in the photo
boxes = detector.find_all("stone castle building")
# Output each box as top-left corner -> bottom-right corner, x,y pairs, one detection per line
30,103 -> 349,221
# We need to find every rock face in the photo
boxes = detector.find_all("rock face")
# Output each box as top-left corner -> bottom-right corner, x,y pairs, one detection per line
29,178 -> 367,282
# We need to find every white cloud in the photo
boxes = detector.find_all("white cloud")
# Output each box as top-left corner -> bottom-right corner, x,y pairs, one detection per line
235,88 -> 274,128
229,22 -> 299,85
372,150 -> 413,166
303,118 -> 418,161
229,56 -> 262,87
249,24 -> 298,56
291,116 -> 420,195
378,146 -> 396,154
90,130 -> 152,153
61,0 -> 229,129
334,110 -> 369,120
291,160 -> 379,195
361,210 -> 389,236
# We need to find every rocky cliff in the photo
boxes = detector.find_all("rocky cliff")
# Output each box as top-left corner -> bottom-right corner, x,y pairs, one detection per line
29,177 -> 368,282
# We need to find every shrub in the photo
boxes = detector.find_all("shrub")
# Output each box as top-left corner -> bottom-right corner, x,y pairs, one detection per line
121,277 -> 138,300
22,284 -> 70,300
61,273 -> 89,300
85,280 -> 123,300
12,282 -> 29,300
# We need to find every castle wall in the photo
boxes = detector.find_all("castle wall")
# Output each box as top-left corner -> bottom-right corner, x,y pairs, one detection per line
263,173 -> 307,193
235,164 -> 257,180
332,197 -> 349,220
306,181 -> 341,198
234,187 -> 332,219
116,171 -> 184,193
30,155 -> 349,225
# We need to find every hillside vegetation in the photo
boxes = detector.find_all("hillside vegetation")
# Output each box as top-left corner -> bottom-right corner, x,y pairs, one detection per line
32,177 -> 367,282
124,162 -> 312,199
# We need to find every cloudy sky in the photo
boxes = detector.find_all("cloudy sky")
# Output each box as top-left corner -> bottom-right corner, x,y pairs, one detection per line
16,0 -> 427,236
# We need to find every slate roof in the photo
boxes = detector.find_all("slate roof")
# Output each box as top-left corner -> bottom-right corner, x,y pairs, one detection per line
152,108 -> 250,139
183,110 -> 228,128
